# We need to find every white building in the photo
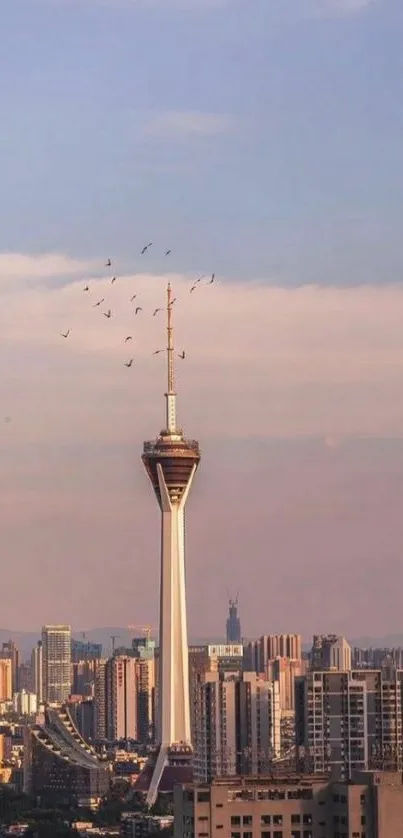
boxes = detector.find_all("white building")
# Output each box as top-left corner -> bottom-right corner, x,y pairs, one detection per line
42,625 -> 71,704
13,690 -> 37,716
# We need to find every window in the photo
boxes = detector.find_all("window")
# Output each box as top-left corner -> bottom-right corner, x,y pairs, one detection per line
198,817 -> 208,821
261,816 -> 271,825
360,794 -> 365,805
361,817 -> 366,826
262,833 -> 271,838
273,832 -> 283,838
216,827 -> 223,831
243,816 -> 253,825
303,832 -> 312,838
216,804 -> 223,808
231,833 -> 241,838
198,792 -> 210,803
303,815 -> 312,825
273,815 -> 283,825
243,833 -> 252,838
291,832 -> 301,838
291,815 -> 301,824
231,818 -> 241,827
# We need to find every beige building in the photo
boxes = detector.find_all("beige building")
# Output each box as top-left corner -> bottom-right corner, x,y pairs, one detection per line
266,657 -> 307,715
0,659 -> 12,701
42,625 -> 71,704
194,672 -> 281,782
107,656 -> 137,740
311,635 -> 352,672
245,635 -> 302,673
174,771 -> 403,838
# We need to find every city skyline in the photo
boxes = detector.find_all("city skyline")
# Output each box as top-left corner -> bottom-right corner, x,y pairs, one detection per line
2,0 -> 403,637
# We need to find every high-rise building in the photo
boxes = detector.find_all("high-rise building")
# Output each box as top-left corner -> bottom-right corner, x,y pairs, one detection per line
226,597 -> 241,643
13,690 -> 37,716
296,668 -> 403,779
31,641 -> 43,704
94,658 -> 108,741
244,635 -> 302,672
310,634 -> 351,671
266,657 -> 307,715
42,625 -> 72,704
1,640 -> 20,694
106,656 -> 137,741
140,283 -> 200,805
194,672 -> 281,783
0,659 -> 12,701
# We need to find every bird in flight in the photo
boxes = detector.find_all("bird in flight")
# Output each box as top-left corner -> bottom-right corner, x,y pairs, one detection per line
125,359 -> 134,368
141,242 -> 153,255
135,307 -> 143,315
208,273 -> 215,284
111,276 -> 117,284
194,274 -> 204,285
165,249 -> 171,256
60,330 -> 70,339
169,297 -> 177,306
124,336 -> 133,343
105,259 -> 112,267
93,298 -> 105,307
178,350 -> 186,360
190,285 -> 197,293
153,349 -> 164,355
153,308 -> 162,316
130,294 -> 137,302
83,285 -> 89,292
104,309 -> 112,319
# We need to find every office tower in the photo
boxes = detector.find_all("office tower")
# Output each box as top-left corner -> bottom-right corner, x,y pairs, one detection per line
194,672 -> 281,783
1,640 -> 19,694
106,656 -> 137,741
311,634 -> 352,671
295,668 -> 403,779
136,657 -> 155,743
94,659 -> 108,741
71,639 -> 103,662
353,645 -> 403,669
266,657 -> 306,715
42,625 -> 72,704
23,705 -> 109,806
244,634 -> 302,673
226,596 -> 241,643
141,283 -> 200,805
31,641 -> 43,704
175,771 -> 403,838
0,659 -> 12,701
18,662 -> 31,692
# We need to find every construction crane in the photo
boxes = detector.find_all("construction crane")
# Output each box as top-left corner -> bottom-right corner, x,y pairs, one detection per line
127,624 -> 156,642
110,634 -> 120,654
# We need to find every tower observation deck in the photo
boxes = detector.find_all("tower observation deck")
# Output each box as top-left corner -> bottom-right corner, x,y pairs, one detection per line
140,283 -> 200,806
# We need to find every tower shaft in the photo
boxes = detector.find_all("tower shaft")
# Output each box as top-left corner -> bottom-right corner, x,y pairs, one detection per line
141,283 -> 200,806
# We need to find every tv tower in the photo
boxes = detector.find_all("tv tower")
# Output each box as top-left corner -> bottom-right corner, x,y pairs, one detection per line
141,283 -> 201,805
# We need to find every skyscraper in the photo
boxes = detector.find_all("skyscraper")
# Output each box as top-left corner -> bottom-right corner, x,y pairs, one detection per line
141,283 -> 200,805
226,597 -> 241,643
42,625 -> 72,704
1,641 -> 19,694
0,660 -> 12,701
31,641 -> 43,704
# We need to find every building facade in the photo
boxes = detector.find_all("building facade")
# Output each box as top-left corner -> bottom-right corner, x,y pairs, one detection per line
310,636 -> 352,672
245,635 -> 302,673
42,625 -> 72,704
31,640 -> 43,704
0,659 -> 12,701
295,669 -> 403,779
24,704 -> 109,807
174,771 -> 403,838
194,672 -> 281,783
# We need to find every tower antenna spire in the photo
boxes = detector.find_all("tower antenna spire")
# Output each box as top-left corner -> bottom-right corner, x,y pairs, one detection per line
165,282 -> 177,433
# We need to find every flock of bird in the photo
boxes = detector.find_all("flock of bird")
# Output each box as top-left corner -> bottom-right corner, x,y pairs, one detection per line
59,244 -> 216,368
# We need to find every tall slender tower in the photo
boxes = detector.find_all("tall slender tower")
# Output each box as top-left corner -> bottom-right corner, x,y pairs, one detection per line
141,283 -> 200,805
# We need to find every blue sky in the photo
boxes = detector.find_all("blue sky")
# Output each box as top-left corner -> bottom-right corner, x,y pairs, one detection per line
2,0 -> 403,283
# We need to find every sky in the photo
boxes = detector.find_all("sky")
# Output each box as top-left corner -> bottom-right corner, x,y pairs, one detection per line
1,0 -> 403,641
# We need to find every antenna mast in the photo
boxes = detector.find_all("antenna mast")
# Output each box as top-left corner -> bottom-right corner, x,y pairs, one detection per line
165,283 -> 177,433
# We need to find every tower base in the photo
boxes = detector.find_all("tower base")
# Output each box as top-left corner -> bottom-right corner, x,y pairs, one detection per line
135,744 -> 193,807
